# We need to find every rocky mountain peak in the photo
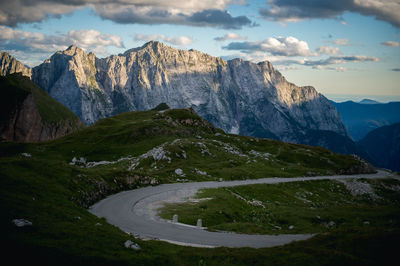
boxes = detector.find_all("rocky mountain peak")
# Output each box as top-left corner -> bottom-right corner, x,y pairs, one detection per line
64,45 -> 86,56
1,42 -> 350,150
257,60 -> 275,72
0,52 -> 31,77
123,40 -> 165,55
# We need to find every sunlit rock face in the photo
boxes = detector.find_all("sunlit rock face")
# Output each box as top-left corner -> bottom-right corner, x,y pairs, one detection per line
4,41 -> 350,144
0,52 -> 31,77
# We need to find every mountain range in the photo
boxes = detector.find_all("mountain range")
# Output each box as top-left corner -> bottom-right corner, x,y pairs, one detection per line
0,42 -> 352,153
358,123 -> 400,171
332,100 -> 400,141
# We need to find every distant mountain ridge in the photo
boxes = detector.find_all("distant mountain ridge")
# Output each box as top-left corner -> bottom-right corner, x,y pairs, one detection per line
359,99 -> 380,104
332,100 -> 400,140
1,42 -> 351,152
358,123 -> 400,171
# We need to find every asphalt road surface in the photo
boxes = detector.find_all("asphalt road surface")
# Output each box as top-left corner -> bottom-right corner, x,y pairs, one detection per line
89,170 -> 393,248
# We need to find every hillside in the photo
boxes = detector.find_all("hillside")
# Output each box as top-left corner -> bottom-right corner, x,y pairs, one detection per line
358,123 -> 400,171
302,129 -> 371,159
0,73 -> 83,142
332,100 -> 400,140
1,107 -> 383,264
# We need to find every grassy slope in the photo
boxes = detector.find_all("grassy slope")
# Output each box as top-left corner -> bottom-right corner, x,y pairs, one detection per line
1,107 -> 395,265
0,73 -> 82,126
0,74 -> 31,122
159,179 -> 400,235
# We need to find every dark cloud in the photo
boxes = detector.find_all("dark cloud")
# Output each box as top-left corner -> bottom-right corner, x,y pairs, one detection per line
188,10 -> 253,29
95,6 -> 254,29
260,0 -> 347,20
0,0 -> 254,29
260,0 -> 400,28
392,68 -> 400,71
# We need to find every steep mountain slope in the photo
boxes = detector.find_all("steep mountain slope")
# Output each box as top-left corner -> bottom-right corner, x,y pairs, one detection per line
332,100 -> 400,140
302,129 -> 370,158
0,73 -> 83,142
358,123 -> 400,171
29,42 -> 348,143
1,42 -> 352,152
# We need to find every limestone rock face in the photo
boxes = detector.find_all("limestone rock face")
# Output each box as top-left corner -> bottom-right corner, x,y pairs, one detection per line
32,45 -> 112,124
1,42 -> 350,144
0,52 -> 31,77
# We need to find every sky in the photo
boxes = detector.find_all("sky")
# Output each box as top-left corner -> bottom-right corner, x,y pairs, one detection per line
0,0 -> 399,102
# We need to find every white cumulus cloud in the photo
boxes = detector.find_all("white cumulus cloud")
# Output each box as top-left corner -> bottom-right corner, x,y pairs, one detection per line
0,26 -> 124,65
223,36 -> 317,57
134,34 -> 193,46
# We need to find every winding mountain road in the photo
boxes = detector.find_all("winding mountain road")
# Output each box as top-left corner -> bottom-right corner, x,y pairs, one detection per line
89,170 -> 393,248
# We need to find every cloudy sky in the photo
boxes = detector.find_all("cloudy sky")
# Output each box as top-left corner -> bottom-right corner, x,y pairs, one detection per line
1,0 -> 399,101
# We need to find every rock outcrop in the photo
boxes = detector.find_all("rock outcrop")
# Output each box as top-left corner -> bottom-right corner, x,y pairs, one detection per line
0,74 -> 83,142
1,42 -> 350,146
0,52 -> 31,77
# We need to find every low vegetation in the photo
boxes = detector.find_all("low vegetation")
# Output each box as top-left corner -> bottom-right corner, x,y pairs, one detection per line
0,73 -> 82,126
159,178 -> 400,234
2,107 -> 395,265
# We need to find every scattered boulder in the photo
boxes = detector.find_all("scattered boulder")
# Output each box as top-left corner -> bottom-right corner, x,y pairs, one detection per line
195,168 -> 207,176
124,240 -> 141,250
326,221 -> 336,228
175,168 -> 185,177
69,157 -> 87,166
12,219 -> 32,227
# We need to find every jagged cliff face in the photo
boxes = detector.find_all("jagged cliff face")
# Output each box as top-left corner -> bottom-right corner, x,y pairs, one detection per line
0,52 -> 31,77
2,42 -> 350,143
32,47 -> 112,123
